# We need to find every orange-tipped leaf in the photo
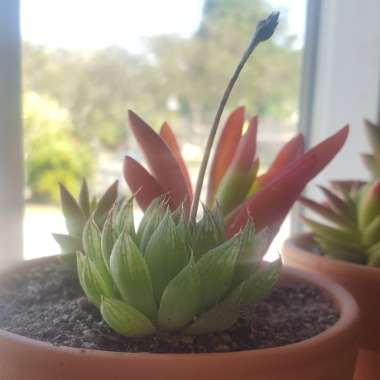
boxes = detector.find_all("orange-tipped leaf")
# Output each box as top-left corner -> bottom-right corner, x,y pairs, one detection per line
128,110 -> 191,212
226,125 -> 349,236
159,122 -> 193,199
248,134 -> 304,195
207,107 -> 245,206
123,156 -> 166,211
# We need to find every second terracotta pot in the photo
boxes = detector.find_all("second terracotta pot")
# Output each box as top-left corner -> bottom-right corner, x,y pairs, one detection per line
283,233 -> 380,380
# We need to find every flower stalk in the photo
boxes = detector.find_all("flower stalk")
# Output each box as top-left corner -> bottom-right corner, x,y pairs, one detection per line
189,12 -> 280,224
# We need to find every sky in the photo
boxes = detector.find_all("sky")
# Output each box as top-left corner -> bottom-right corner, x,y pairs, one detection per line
21,0 -> 306,53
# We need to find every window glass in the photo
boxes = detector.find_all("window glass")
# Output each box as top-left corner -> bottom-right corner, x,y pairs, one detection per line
21,0 -> 307,260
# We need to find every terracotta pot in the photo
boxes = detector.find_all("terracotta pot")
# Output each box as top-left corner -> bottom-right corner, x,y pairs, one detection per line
283,233 -> 380,380
0,256 -> 359,380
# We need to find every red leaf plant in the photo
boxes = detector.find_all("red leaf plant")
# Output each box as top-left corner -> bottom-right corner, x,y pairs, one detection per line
123,107 -> 349,239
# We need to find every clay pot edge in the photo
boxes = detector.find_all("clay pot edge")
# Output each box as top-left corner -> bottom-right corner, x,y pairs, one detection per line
0,255 -> 359,361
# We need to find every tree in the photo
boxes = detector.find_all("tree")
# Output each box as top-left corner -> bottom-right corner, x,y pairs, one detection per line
24,92 -> 94,203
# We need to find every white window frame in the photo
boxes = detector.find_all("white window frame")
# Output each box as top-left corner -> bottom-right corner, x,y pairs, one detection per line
0,0 -> 23,267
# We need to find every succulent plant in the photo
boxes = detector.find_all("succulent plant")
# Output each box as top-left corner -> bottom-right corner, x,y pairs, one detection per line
55,12 -> 349,338
300,180 -> 380,267
362,119 -> 380,178
53,179 -> 118,266
77,196 -> 281,336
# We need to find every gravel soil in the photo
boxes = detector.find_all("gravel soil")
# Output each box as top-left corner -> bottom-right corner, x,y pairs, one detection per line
0,259 -> 339,353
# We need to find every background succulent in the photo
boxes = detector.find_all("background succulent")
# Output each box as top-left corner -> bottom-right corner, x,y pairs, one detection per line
53,179 -> 118,266
300,180 -> 380,267
77,196 -> 281,337
362,119 -> 380,178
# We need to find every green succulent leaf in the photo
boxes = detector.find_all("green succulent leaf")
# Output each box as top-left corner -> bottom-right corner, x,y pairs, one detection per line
191,205 -> 226,257
77,253 -> 114,307
365,119 -> 380,165
158,256 -> 201,331
368,249 -> 380,267
93,180 -> 118,228
53,233 -> 82,254
78,179 -> 91,217
183,283 -> 243,335
52,233 -> 82,267
110,234 -> 157,321
358,183 -> 380,230
231,221 -> 257,286
216,162 -> 259,216
101,297 -> 156,337
115,197 -> 136,239
59,183 -> 86,238
145,213 -> 190,303
137,197 -> 167,251
241,258 -> 281,304
83,219 -> 111,280
363,215 -> 380,246
101,211 -> 116,269
317,238 -> 366,264
303,217 -> 361,250
195,238 -> 239,311
362,154 -> 380,178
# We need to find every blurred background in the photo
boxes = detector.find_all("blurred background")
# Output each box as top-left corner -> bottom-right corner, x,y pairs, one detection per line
20,0 -> 306,260
1,0 -> 379,266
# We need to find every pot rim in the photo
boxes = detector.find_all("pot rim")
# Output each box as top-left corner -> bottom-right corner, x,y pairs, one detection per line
283,233 -> 380,279
0,255 -> 359,361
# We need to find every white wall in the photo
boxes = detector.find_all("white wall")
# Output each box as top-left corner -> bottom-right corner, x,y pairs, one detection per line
308,0 -> 380,187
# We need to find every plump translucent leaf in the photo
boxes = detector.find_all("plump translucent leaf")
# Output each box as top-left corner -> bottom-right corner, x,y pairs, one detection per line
241,258 -> 281,304
183,284 -> 243,335
101,211 -> 115,269
110,234 -> 157,321
158,256 -> 201,331
195,238 -> 239,311
77,253 -> 114,307
175,215 -> 192,247
101,297 -> 156,337
59,184 -> 86,238
137,197 -> 167,251
83,219 -> 111,280
145,213 -> 190,302
231,221 -> 258,286
93,180 -> 118,228
192,206 -> 226,257
115,197 -> 136,238
78,179 -> 91,217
